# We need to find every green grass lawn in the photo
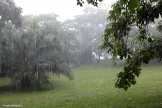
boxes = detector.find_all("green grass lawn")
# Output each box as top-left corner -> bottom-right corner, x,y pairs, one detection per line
0,64 -> 162,108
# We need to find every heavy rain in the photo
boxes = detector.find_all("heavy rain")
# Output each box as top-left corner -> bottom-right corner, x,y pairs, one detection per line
0,0 -> 162,108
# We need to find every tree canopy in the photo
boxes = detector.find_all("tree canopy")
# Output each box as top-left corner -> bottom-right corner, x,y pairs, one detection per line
78,0 -> 162,91
66,7 -> 107,64
0,0 -> 22,27
0,1 -> 73,90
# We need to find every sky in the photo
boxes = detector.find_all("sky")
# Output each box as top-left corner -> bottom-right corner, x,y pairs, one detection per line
14,0 -> 117,21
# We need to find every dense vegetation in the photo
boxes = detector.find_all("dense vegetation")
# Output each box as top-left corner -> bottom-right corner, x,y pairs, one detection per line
0,0 -> 162,107
0,0 -> 73,89
0,0 -> 109,89
0,0 -> 162,91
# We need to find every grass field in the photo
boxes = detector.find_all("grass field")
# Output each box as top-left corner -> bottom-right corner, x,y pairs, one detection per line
0,64 -> 162,108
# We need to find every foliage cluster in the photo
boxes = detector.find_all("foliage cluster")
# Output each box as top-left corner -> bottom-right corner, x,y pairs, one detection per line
79,0 -> 162,90
0,0 -> 73,89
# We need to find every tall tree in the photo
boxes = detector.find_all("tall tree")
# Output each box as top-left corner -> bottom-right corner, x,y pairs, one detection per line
0,0 -> 21,79
0,12 -> 73,89
59,25 -> 80,66
65,7 -> 107,64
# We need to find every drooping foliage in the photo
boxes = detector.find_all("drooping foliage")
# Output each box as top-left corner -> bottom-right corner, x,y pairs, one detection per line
0,16 -> 73,89
78,0 -> 162,91
0,1 -> 73,90
0,0 -> 22,75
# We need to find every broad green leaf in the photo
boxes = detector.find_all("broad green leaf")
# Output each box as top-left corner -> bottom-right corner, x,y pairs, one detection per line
120,0 -> 127,5
128,0 -> 138,12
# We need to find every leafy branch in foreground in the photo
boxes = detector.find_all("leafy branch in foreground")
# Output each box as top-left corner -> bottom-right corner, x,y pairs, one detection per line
78,0 -> 162,91
100,0 -> 162,91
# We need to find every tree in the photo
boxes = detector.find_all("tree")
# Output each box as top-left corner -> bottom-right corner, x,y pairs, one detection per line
77,0 -> 162,91
76,7 -> 107,64
0,0 -> 22,75
17,18 -> 72,89
0,12 -> 73,89
0,0 -> 22,27
59,26 -> 80,66
64,7 -> 107,64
